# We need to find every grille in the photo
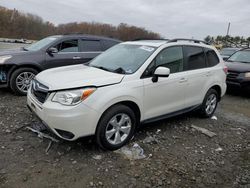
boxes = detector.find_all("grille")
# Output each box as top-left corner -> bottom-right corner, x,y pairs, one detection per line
227,71 -> 240,80
31,80 -> 49,104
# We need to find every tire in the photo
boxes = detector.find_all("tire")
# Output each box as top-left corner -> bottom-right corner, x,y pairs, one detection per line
10,67 -> 38,96
95,104 -> 137,150
199,88 -> 219,118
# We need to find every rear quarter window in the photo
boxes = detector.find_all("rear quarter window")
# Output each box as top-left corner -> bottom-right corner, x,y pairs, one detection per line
183,46 -> 206,70
80,40 -> 102,52
205,48 -> 219,67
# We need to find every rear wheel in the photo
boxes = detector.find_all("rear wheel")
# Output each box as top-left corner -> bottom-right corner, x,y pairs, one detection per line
10,67 -> 38,95
95,104 -> 136,150
199,88 -> 218,118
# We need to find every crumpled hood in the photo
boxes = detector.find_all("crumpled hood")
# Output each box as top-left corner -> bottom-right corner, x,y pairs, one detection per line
226,61 -> 250,72
35,64 -> 124,90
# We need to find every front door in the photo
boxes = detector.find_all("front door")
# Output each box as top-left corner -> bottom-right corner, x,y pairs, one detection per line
143,46 -> 188,120
45,39 -> 82,69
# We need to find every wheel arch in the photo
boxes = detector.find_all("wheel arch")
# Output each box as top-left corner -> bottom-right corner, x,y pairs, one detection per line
207,85 -> 222,101
8,63 -> 42,83
95,100 -> 142,133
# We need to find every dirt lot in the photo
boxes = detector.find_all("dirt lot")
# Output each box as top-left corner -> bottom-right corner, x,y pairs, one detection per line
0,89 -> 249,188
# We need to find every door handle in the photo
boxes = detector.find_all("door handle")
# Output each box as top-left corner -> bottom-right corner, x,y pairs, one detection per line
179,78 -> 188,83
73,56 -> 81,60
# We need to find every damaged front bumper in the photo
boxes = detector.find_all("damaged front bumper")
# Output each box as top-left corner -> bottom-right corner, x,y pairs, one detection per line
0,65 -> 15,88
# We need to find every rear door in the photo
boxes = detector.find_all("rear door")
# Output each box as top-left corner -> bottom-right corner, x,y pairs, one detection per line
78,39 -> 103,64
45,39 -> 82,69
143,46 -> 188,120
183,46 -> 211,107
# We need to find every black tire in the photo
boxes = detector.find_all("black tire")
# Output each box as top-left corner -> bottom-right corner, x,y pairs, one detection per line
10,67 -> 38,96
199,88 -> 219,118
95,104 -> 137,150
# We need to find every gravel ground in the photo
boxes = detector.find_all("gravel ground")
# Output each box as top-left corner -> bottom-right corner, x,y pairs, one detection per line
0,88 -> 249,188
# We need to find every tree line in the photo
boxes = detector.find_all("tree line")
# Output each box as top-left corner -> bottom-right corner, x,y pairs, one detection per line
204,35 -> 250,47
0,6 -> 161,41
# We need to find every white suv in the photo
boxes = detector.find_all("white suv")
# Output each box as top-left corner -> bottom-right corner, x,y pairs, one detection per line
27,39 -> 227,150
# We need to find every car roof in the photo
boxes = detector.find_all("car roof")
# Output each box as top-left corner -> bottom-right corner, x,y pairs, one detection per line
124,39 -> 213,48
49,34 -> 121,42
124,40 -> 167,47
63,34 -> 121,42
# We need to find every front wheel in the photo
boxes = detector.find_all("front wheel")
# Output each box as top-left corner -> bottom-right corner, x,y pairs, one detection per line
95,104 -> 136,150
10,67 -> 38,96
199,88 -> 219,118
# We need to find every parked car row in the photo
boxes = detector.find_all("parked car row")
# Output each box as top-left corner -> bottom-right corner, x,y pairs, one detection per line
1,35 -> 248,150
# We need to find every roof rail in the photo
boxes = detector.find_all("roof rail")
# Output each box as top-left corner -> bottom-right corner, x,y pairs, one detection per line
167,38 -> 210,45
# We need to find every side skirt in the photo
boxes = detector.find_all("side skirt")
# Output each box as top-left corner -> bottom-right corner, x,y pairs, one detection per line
141,104 -> 201,124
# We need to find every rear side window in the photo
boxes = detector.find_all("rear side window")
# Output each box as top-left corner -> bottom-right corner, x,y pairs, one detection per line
205,48 -> 219,67
102,40 -> 119,50
80,40 -> 102,52
183,46 -> 206,70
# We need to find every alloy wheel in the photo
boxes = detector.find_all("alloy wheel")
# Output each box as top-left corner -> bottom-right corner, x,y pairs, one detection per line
105,113 -> 132,145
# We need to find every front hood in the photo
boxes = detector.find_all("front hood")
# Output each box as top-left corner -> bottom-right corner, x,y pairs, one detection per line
225,61 -> 250,72
36,65 -> 124,90
0,48 -> 29,56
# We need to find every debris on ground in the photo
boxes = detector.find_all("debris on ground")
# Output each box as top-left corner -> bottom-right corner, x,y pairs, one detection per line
211,116 -> 218,120
45,141 -> 52,154
156,129 -> 161,134
115,143 -> 146,160
191,125 -> 217,138
230,127 -> 246,132
26,126 -> 59,142
143,134 -> 158,144
92,155 -> 102,160
215,147 -> 223,152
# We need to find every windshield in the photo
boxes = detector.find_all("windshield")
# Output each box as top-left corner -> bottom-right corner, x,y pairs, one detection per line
25,36 -> 60,51
89,44 -> 156,74
228,50 -> 250,63
220,48 -> 238,56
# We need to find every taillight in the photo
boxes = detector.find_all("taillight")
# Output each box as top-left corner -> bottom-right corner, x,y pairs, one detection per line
223,66 -> 228,74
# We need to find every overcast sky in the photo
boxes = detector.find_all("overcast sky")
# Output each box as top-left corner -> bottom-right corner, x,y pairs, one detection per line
1,0 -> 250,39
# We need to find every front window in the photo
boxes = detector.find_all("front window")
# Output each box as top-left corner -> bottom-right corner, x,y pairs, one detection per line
25,36 -> 60,51
89,44 -> 156,74
228,51 -> 250,63
54,39 -> 79,52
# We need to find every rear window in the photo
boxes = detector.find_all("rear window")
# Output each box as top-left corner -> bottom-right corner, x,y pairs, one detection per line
80,40 -> 102,52
183,46 -> 206,70
205,48 -> 219,67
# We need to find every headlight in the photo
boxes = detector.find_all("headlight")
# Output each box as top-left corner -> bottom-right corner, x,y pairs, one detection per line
52,88 -> 96,106
245,72 -> 250,78
0,55 -> 12,64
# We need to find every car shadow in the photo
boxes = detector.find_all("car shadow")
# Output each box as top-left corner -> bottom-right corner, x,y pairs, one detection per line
226,88 -> 250,98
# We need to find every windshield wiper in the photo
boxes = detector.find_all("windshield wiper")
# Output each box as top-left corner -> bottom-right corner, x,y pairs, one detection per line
113,67 -> 126,74
91,65 -> 112,72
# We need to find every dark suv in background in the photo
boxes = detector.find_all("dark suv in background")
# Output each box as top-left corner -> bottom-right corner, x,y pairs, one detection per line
226,48 -> 250,91
0,34 -> 121,95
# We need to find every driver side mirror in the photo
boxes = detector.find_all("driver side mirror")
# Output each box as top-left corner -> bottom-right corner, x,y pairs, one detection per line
152,66 -> 170,82
47,47 -> 58,55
